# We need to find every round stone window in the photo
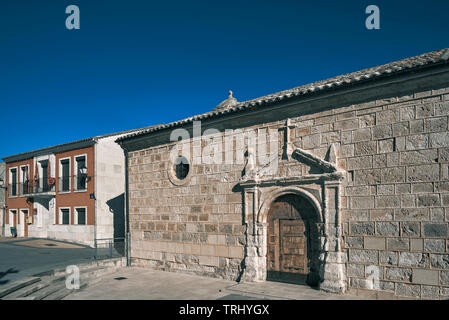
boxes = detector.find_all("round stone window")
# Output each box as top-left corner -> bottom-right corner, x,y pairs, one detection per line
174,156 -> 189,180
168,155 -> 192,186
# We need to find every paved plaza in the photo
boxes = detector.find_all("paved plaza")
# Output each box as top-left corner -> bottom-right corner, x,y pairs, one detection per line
65,266 -> 363,300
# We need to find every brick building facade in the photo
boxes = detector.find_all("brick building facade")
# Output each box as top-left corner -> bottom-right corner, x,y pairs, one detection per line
0,163 -> 6,236
2,129 -> 148,246
117,48 -> 449,299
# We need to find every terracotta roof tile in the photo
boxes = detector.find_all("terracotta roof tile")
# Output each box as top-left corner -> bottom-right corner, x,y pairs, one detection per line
116,48 -> 448,142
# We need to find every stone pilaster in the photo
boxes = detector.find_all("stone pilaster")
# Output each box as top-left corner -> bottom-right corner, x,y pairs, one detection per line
319,182 -> 347,293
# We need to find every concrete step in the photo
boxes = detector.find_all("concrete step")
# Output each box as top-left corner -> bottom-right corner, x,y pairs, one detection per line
42,282 -> 88,301
0,277 -> 41,299
2,281 -> 50,300
0,258 -> 125,300
2,274 -> 66,300
41,267 -> 120,300
29,282 -> 68,300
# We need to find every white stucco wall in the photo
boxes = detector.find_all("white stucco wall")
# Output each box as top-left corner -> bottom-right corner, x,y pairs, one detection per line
47,224 -> 95,246
94,135 -> 127,241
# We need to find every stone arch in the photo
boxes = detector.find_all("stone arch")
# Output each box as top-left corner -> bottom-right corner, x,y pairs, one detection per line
257,186 -> 323,225
264,192 -> 322,286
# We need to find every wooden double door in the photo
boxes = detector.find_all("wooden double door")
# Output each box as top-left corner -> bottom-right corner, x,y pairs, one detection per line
266,194 -> 319,286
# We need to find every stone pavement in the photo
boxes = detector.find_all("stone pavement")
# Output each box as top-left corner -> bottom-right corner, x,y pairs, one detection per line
65,267 -> 364,300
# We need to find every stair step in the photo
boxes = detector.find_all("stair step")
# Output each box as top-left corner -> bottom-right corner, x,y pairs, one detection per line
1,258 -> 124,300
43,282 -> 88,300
29,282 -> 68,300
2,282 -> 51,300
0,277 -> 41,299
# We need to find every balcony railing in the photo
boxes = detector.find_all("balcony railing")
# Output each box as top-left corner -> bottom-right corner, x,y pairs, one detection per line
59,175 -> 88,192
14,178 -> 56,196
8,175 -> 88,196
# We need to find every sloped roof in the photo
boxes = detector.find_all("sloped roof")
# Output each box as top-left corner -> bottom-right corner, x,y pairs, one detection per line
117,48 -> 449,143
2,125 -> 159,163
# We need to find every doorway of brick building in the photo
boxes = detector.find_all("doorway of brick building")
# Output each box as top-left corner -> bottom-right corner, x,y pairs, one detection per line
266,194 -> 320,287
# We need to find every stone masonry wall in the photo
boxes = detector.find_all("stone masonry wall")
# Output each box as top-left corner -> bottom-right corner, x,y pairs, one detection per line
127,84 -> 449,298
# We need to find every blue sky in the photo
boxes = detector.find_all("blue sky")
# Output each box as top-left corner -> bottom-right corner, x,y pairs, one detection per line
1,0 -> 449,158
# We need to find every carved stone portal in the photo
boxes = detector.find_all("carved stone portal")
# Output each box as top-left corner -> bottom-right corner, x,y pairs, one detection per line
238,144 -> 347,293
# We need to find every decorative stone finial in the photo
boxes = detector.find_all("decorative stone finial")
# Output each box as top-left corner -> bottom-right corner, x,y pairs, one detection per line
213,90 -> 238,111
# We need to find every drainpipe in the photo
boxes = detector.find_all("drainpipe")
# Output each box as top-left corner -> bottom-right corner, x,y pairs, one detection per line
93,141 -> 98,248
120,143 -> 131,267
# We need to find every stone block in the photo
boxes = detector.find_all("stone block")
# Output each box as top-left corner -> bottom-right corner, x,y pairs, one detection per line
360,114 -> 375,127
335,119 -> 359,131
379,139 -> 394,153
423,223 -> 448,237
430,254 -> 449,269
425,117 -> 447,133
302,134 -> 321,149
373,125 -> 392,140
381,167 -> 405,183
400,106 -> 415,121
370,209 -> 393,221
393,122 -> 409,136
424,239 -> 446,252
440,270 -> 449,285
228,246 -> 244,258
347,263 -> 364,277
375,195 -> 401,208
386,151 -> 401,167
376,222 -> 400,236
429,132 -> 449,148
349,249 -> 378,264
412,183 -> 434,193
355,141 -> 377,156
417,194 -> 441,207
436,182 -> 449,194
441,148 -> 449,162
387,238 -> 410,251
385,267 -> 412,281
396,184 -> 411,194
401,221 -> 421,237
373,154 -> 387,168
364,237 -> 385,250
351,197 -> 375,209
407,164 -> 439,182
198,255 -> 219,267
406,134 -> 428,150
352,128 -> 371,142
345,236 -> 364,248
350,222 -> 375,235
430,208 -> 445,222
394,208 -> 429,221
435,101 -> 449,116
399,252 -> 428,268
377,184 -> 395,195
380,251 -> 398,265
421,285 -> 440,299
413,269 -> 439,285
396,283 -> 421,298
410,238 -> 424,252
346,186 -> 371,196
409,119 -> 424,134
400,150 -> 438,165
377,110 -> 399,125
347,156 -> 373,170
354,169 -> 381,185
416,103 -> 434,119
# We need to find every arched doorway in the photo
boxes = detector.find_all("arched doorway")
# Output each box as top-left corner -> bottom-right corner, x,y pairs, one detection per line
266,194 -> 320,286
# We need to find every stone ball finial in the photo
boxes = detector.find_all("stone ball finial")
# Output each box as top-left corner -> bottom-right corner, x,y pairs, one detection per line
213,89 -> 238,111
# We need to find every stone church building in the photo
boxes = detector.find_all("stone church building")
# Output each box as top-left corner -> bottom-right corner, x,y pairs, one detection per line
117,48 -> 449,299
